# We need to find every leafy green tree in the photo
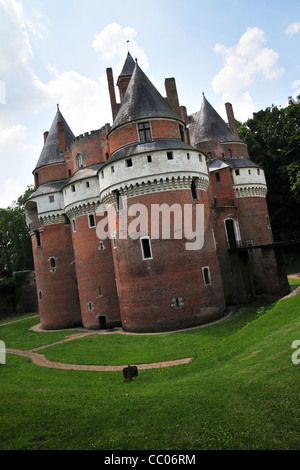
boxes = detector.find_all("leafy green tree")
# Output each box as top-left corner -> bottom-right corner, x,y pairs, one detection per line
237,101 -> 300,236
0,185 -> 35,273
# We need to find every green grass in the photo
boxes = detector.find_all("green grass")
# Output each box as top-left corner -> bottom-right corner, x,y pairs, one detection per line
0,289 -> 299,450
289,277 -> 300,291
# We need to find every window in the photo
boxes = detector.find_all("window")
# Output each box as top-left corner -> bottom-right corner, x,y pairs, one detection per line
138,121 -> 152,143
191,178 -> 198,200
86,181 -> 90,188
68,169 -> 71,178
72,219 -> 77,232
202,267 -> 211,286
235,169 -> 240,176
228,149 -> 232,158
101,170 -> 104,179
215,172 -> 220,182
112,235 -> 117,249
71,184 -> 76,192
179,124 -> 185,142
106,153 -> 109,160
147,155 -> 152,163
140,237 -> 152,260
187,153 -> 190,160
88,214 -> 96,228
87,301 -> 94,311
225,219 -> 238,249
49,195 -> 54,203
35,231 -> 41,247
113,190 -> 123,211
98,286 -> 102,297
76,154 -> 84,169
257,169 -> 261,175
98,241 -> 105,251
172,297 -> 183,309
35,172 -> 39,188
167,152 -> 173,160
111,166 -> 114,173
248,169 -> 251,175
49,257 -> 56,273
38,290 -> 42,300
126,158 -> 132,167
207,153 -> 211,161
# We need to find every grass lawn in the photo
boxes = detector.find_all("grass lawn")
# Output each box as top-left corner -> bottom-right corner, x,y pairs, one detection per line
0,283 -> 299,450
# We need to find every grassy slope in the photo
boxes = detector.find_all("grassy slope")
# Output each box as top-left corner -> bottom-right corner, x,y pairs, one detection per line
0,294 -> 299,450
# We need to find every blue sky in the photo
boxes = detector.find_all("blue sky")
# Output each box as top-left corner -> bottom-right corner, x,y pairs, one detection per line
1,0 -> 300,207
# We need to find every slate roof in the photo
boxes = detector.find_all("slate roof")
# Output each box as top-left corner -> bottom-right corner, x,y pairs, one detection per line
108,138 -> 195,163
66,164 -> 104,183
28,180 -> 68,199
34,107 -> 75,171
111,63 -> 181,130
118,52 -> 136,80
193,96 -> 242,144
209,157 -> 261,172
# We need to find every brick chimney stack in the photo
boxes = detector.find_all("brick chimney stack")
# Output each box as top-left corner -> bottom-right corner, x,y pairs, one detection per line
165,77 -> 182,119
106,68 -> 118,120
225,102 -> 239,136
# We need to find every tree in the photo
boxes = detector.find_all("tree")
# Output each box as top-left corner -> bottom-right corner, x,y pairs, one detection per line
0,185 -> 35,273
237,101 -> 300,236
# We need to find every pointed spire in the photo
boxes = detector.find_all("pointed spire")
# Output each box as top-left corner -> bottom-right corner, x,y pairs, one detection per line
112,62 -> 181,129
118,51 -> 136,80
34,107 -> 75,170
193,95 -> 242,145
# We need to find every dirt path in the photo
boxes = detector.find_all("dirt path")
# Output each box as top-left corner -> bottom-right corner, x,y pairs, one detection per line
3,284 -> 299,372
6,347 -> 191,371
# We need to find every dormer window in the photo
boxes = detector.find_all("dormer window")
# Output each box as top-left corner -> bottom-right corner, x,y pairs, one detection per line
138,122 -> 152,143
76,153 -> 84,169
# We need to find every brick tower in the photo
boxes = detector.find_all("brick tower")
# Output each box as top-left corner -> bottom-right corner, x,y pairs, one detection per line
189,96 -> 289,303
26,107 -> 82,329
101,61 -> 226,332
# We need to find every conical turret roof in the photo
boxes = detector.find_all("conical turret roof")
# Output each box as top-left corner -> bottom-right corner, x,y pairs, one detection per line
34,106 -> 75,170
118,51 -> 136,79
193,96 -> 242,144
111,62 -> 181,130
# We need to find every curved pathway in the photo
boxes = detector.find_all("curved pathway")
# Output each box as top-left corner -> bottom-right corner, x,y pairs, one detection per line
6,347 -> 191,371
4,282 -> 299,372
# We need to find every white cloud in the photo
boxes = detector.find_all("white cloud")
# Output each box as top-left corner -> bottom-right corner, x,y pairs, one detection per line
0,123 -> 28,153
212,27 -> 284,121
285,22 -> 300,36
0,178 -> 26,208
92,23 -> 149,74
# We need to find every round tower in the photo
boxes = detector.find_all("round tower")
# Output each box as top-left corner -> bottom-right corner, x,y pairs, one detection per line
190,96 -> 285,302
63,166 -> 121,330
100,62 -> 226,332
25,108 -> 82,329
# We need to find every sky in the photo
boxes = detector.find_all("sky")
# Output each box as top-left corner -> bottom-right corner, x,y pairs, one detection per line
1,0 -> 300,208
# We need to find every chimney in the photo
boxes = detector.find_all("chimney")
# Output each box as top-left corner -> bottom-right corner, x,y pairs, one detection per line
43,131 -> 49,143
106,68 -> 118,120
225,102 -> 239,136
165,77 -> 182,119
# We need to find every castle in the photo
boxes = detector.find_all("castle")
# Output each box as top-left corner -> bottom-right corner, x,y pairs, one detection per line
25,52 -> 290,332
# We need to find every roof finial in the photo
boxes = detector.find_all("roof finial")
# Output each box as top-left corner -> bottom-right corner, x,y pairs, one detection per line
126,40 -> 130,52
135,57 -> 138,63
202,92 -> 205,97
57,103 -> 60,111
